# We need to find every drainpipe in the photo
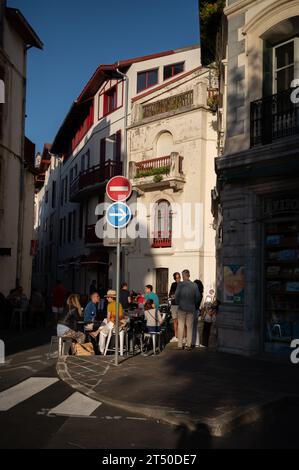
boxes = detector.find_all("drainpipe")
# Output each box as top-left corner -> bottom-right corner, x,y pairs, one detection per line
115,66 -> 130,283
115,65 -> 129,177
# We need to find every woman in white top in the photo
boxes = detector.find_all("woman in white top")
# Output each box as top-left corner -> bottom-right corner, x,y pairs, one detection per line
144,299 -> 163,333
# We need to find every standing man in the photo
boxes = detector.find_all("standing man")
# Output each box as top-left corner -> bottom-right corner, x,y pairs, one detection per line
169,272 -> 181,343
144,285 -> 160,309
175,270 -> 200,350
51,280 -> 67,324
119,282 -> 131,311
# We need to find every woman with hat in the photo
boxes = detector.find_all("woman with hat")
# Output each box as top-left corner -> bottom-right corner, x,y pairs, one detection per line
90,290 -> 125,355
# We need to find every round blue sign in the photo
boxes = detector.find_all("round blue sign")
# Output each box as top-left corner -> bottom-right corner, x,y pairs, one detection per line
106,202 -> 132,229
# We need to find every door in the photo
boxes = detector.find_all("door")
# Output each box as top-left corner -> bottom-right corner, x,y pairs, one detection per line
155,268 -> 169,302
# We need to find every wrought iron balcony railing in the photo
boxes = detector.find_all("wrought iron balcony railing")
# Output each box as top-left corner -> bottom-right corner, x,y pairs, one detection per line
70,159 -> 123,202
250,88 -> 299,147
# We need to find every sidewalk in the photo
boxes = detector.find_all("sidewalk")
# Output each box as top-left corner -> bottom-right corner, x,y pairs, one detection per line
57,345 -> 299,436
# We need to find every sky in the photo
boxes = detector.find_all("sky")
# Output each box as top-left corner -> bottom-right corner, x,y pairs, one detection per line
8,0 -> 199,153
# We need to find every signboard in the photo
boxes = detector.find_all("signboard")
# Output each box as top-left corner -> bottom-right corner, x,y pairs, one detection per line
106,202 -> 132,229
106,176 -> 132,202
223,265 -> 245,304
142,90 -> 193,119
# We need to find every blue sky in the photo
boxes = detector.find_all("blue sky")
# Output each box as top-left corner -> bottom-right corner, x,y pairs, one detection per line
9,0 -> 199,152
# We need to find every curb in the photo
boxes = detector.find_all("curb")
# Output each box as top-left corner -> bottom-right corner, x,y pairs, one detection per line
56,356 -> 297,437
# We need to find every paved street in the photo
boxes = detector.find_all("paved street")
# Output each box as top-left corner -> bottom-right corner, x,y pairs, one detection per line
0,330 -> 299,449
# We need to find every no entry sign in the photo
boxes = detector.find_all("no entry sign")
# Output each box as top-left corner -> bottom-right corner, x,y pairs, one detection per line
106,176 -> 132,202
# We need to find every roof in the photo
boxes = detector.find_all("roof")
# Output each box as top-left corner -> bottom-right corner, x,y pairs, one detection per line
6,8 -> 43,49
51,44 -> 200,154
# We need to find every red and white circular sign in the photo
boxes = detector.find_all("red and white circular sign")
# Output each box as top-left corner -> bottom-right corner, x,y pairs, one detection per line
106,175 -> 132,202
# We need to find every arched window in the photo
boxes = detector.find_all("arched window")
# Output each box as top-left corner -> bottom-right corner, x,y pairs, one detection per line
156,131 -> 174,156
152,200 -> 172,248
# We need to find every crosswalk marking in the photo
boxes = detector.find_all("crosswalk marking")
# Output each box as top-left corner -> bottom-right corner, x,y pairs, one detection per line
0,377 -> 59,411
49,392 -> 101,417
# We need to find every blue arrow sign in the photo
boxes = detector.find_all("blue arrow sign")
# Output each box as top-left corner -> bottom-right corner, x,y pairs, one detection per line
106,202 -> 132,229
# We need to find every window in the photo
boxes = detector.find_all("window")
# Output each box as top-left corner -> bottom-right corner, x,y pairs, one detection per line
101,131 -> 121,163
51,181 -> 56,209
137,68 -> 158,93
59,218 -> 63,246
163,62 -> 184,81
60,179 -> 64,206
65,176 -> 68,203
72,210 -> 76,241
274,40 -> 295,92
68,212 -> 72,243
79,205 -> 84,239
103,86 -> 117,115
152,200 -> 172,248
50,214 -> 54,242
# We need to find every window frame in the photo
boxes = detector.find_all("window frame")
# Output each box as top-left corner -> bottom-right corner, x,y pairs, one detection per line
163,61 -> 185,81
103,85 -> 118,116
273,38 -> 299,93
137,68 -> 159,94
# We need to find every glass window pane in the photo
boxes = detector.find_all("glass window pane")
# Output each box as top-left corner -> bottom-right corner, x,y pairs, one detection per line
276,41 -> 294,69
163,65 -> 172,80
174,62 -> 184,75
137,72 -> 147,93
277,65 -> 294,92
147,69 -> 158,87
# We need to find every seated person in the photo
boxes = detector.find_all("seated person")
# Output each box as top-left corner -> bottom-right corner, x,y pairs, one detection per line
144,299 -> 163,333
57,294 -> 85,344
84,291 -> 100,326
90,290 -> 125,355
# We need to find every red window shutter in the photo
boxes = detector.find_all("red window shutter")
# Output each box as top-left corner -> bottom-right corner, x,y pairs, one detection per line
115,130 -> 121,162
100,138 -> 106,166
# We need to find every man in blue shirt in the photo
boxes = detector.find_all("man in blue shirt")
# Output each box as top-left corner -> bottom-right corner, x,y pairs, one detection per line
144,285 -> 160,309
84,292 -> 100,323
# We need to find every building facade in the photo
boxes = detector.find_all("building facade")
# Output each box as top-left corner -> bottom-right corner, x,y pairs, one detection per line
215,0 -> 299,356
0,3 -> 42,297
34,45 -> 217,297
127,68 -> 217,298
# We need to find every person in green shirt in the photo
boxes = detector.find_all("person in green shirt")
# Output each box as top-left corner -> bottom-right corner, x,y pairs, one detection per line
144,285 -> 160,309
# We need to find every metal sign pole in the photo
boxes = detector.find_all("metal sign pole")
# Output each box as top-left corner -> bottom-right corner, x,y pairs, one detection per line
115,227 -> 121,366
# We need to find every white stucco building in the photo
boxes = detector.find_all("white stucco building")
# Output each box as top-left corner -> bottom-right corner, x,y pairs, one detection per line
34,44 -> 217,298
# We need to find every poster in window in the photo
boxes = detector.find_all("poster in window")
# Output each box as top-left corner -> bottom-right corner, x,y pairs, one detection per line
223,265 -> 245,304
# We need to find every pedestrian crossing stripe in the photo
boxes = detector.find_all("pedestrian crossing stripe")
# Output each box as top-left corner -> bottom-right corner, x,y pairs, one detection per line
49,392 -> 101,417
0,377 -> 102,417
0,377 -> 59,411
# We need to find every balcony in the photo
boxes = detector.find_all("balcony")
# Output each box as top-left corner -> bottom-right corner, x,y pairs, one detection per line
152,230 -> 172,248
85,225 -> 103,245
250,88 -> 299,147
129,152 -> 185,192
70,160 -> 123,202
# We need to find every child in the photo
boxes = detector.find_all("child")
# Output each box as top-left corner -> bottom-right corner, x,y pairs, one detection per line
144,299 -> 163,333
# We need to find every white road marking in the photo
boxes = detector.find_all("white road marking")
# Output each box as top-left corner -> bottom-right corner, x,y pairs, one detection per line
0,377 -> 59,411
49,392 -> 101,417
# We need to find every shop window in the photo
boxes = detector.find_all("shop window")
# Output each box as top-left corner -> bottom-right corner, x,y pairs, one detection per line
137,68 -> 158,93
264,214 -> 299,354
163,62 -> 184,81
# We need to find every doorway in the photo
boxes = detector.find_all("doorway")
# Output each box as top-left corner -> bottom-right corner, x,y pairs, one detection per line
155,268 -> 169,302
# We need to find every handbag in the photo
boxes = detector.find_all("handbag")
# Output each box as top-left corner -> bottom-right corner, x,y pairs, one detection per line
72,342 -> 95,356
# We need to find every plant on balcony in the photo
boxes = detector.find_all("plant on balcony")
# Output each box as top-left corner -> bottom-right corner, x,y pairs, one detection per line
199,0 -> 225,66
135,165 -> 170,179
153,174 -> 163,183
207,94 -> 219,113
